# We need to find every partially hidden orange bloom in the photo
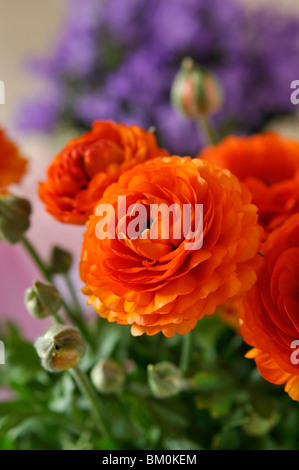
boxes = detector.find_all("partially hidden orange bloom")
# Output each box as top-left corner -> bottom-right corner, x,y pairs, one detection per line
80,156 -> 263,337
39,121 -> 169,225
240,214 -> 299,401
200,132 -> 299,231
0,127 -> 27,188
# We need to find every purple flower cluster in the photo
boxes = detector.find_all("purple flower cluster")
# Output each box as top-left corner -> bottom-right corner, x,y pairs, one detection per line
18,0 -> 299,155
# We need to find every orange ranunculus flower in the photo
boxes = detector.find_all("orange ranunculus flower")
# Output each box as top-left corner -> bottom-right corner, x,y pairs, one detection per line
0,128 -> 27,188
240,214 -> 299,401
200,132 -> 299,231
38,121 -> 169,225
80,156 -> 263,337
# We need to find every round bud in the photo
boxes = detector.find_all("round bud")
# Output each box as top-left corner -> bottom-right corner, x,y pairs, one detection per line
49,246 -> 73,274
34,325 -> 86,373
147,361 -> 190,398
0,192 -> 31,244
91,358 -> 125,395
25,281 -> 62,319
171,57 -> 223,119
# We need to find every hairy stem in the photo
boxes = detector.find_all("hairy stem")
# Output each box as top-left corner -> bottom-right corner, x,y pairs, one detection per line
21,236 -> 94,348
179,329 -> 194,374
70,365 -> 111,437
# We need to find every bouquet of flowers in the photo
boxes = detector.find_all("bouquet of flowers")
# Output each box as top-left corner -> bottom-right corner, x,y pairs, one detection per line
1,1 -> 299,451
1,55 -> 299,450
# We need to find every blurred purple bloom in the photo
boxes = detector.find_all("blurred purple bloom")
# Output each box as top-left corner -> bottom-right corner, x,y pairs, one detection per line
18,0 -> 299,154
17,88 -> 63,132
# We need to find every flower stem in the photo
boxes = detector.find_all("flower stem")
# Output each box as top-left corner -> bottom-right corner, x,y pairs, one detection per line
64,273 -> 84,319
21,236 -> 94,349
60,296 -> 94,349
196,115 -> 219,146
22,237 -> 109,436
21,238 -> 110,439
50,316 -> 109,438
179,329 -> 194,374
21,236 -> 52,282
70,365 -> 111,438
53,313 -> 64,325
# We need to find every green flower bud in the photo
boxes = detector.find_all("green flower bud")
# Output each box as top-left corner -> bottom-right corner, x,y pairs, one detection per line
91,358 -> 125,395
0,193 -> 31,244
148,361 -> 190,399
25,281 -> 62,319
34,325 -> 86,373
171,57 -> 223,119
49,246 -> 73,274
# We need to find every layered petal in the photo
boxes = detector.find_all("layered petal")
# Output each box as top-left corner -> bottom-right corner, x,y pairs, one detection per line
200,133 -> 299,231
80,156 -> 262,337
39,121 -> 168,224
240,214 -> 299,401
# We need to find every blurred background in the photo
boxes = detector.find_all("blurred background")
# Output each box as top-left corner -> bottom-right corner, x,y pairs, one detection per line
0,0 -> 299,339
0,0 -> 299,125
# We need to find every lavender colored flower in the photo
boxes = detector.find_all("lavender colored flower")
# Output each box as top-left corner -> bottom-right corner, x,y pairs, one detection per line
17,88 -> 63,132
18,0 -> 299,155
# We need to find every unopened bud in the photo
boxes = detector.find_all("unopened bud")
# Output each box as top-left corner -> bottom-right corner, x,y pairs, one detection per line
35,325 -> 86,373
91,358 -> 125,394
148,361 -> 190,399
49,246 -> 73,274
0,192 -> 31,244
25,281 -> 62,319
171,57 -> 223,119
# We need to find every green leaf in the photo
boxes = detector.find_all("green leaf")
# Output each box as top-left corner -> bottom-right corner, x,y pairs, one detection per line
150,402 -> 188,431
163,437 -> 203,450
0,435 -> 15,450
129,396 -> 153,431
192,370 -> 231,391
210,391 -> 233,418
48,373 -> 75,413
243,410 -> 279,437
213,429 -> 242,450
249,389 -> 274,419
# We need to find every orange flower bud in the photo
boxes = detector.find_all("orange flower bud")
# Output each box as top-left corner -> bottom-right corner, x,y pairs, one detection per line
171,57 -> 223,119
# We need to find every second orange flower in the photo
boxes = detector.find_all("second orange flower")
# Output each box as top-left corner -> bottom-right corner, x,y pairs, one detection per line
39,121 -> 169,224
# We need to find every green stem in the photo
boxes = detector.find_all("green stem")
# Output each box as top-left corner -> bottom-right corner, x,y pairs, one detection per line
22,237 -> 108,438
21,237 -> 52,282
51,307 -> 108,437
53,313 -> 64,325
179,330 -> 194,374
62,298 -> 95,351
196,115 -> 219,146
70,365 -> 111,437
21,236 -> 94,349
64,273 -> 84,318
